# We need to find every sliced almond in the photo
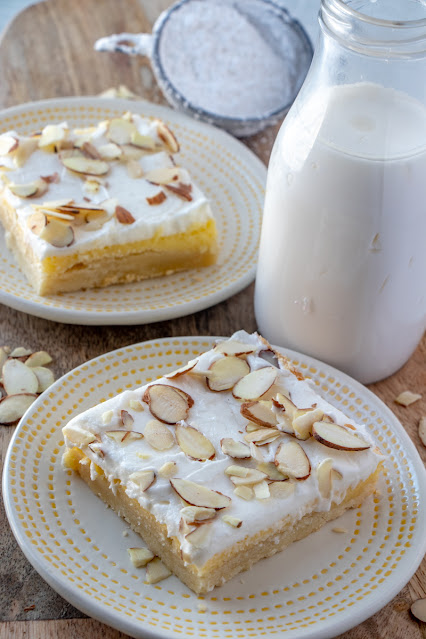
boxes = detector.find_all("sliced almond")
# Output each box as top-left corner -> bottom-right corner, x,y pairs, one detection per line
185,523 -> 211,548
147,191 -> 167,206
214,340 -> 256,357
228,468 -> 267,486
257,461 -> 287,481
128,470 -> 156,492
245,422 -> 263,433
9,181 -> 46,198
220,438 -> 251,459
0,135 -> 18,155
249,441 -> 264,462
120,144 -> 144,161
98,142 -> 122,160
41,172 -> 60,184
126,160 -> 144,179
0,393 -> 37,424
143,384 -> 193,424
145,166 -> 180,185
61,156 -> 109,176
122,431 -> 143,443
312,421 -> 370,451
316,458 -> 333,498
27,211 -> 48,235
233,485 -> 253,500
395,390 -> 422,407
254,480 -> 270,500
0,347 -> 9,369
170,478 -> 231,509
275,441 -> 311,480
164,182 -> 192,201
156,121 -> 179,153
2,359 -> 39,394
14,137 -> 38,167
130,130 -> 156,150
180,506 -> 216,524
232,367 -> 277,401
38,124 -> 67,149
115,205 -> 135,224
102,410 -> 113,424
105,430 -> 127,443
332,527 -> 348,534
244,427 -> 281,446
10,347 -> 33,358
292,407 -> 324,440
158,461 -> 177,478
164,361 -> 197,379
81,141 -> 101,159
31,366 -> 55,393
127,547 -> 154,568
273,392 -> 297,419
145,557 -> 171,584
224,465 -> 250,478
120,409 -> 134,428
144,419 -> 175,450
411,598 -> 426,623
240,400 -> 277,427
269,481 -> 295,499
62,424 -> 96,446
129,399 -> 144,411
207,356 -> 250,392
107,118 -> 137,145
222,515 -> 242,528
39,219 -> 74,248
176,423 -> 215,460
419,417 -> 426,447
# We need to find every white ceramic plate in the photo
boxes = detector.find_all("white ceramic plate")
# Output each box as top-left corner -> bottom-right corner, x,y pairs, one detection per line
0,97 -> 266,325
3,337 -> 426,639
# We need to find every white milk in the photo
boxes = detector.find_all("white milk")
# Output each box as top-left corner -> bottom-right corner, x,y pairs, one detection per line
255,83 -> 426,383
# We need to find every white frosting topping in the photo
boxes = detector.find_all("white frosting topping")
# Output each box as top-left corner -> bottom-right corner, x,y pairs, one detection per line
0,114 -> 213,259
63,331 -> 382,567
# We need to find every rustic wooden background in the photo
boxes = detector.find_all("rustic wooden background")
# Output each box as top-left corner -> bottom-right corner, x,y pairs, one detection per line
0,0 -> 424,638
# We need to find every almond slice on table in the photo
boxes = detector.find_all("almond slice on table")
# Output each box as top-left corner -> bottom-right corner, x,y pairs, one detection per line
31,366 -> 55,393
220,438 -> 251,459
180,506 -> 216,524
292,407 -> 324,440
241,400 -> 277,427
156,121 -> 179,153
395,390 -> 422,407
176,423 -> 215,460
214,340 -> 256,357
316,458 -> 334,498
2,359 -> 39,394
411,598 -> 426,623
9,347 -> 33,358
0,393 -> 37,424
244,428 -> 281,446
143,384 -> 193,424
127,547 -> 154,568
0,135 -> 18,155
228,468 -> 267,486
61,156 -> 109,176
274,440 -> 311,480
145,557 -> 171,584
419,417 -> 426,447
207,356 -> 250,392
144,419 -> 175,450
39,218 -> 74,248
170,478 -> 231,509
185,523 -> 211,548
232,367 -> 277,401
164,361 -> 197,379
312,421 -> 370,451
128,470 -> 156,492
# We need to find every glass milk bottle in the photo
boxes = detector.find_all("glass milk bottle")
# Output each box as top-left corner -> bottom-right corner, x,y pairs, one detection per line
254,0 -> 426,384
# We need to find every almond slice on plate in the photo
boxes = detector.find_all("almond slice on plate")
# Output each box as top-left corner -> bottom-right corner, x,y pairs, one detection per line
232,367 -> 277,401
145,557 -> 171,584
395,390 -> 422,407
274,440 -> 311,480
164,182 -> 193,201
143,384 -> 193,424
180,506 -> 216,524
144,419 -> 175,450
207,356 -> 250,392
2,359 -> 39,394
312,421 -> 370,451
38,124 -> 67,149
0,393 -> 37,424
170,478 -> 231,509
316,458 -> 334,498
220,438 -> 251,459
9,347 -> 33,358
240,400 -> 277,427
214,340 -> 256,357
127,547 -> 154,568
176,423 -> 215,460
128,470 -> 156,492
273,392 -> 297,419
14,137 -> 38,167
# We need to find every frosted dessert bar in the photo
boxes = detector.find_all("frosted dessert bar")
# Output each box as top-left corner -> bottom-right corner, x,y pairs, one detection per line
62,331 -> 383,594
0,113 -> 217,295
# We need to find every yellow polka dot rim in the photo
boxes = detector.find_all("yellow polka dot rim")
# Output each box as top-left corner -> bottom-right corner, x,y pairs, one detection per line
3,337 -> 426,639
0,97 -> 266,325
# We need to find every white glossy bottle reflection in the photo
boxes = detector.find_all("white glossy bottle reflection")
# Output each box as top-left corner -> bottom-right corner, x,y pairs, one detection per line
254,0 -> 426,384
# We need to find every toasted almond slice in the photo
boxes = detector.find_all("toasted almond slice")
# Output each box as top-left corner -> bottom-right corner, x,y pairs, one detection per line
131,130 -> 156,149
127,547 -> 154,567
312,421 -> 370,451
120,409 -> 134,428
107,118 -> 138,145
244,427 -> 281,446
2,359 -> 39,394
164,361 -> 197,379
214,340 -> 256,357
316,458 -> 333,498
158,461 -> 177,478
185,523 -> 211,548
257,461 -> 287,481
114,205 -> 135,224
31,366 -> 55,392
145,166 -> 181,185
27,211 -> 47,235
39,124 -> 67,149
128,470 -> 156,492
224,465 -> 250,478
176,423 -> 215,460
156,121 -> 179,153
62,156 -> 109,176
269,481 -> 295,499
395,390 -> 422,407
14,137 -> 38,167
143,384 -> 192,424
411,598 -> 426,623
207,356 -> 250,392
419,417 -> 426,447
229,468 -> 267,486
275,441 -> 311,480
145,557 -> 171,584
0,135 -> 18,155
144,419 -> 175,450
240,400 -> 277,427
146,191 -> 167,206
233,485 -> 253,500
220,438 -> 251,459
180,506 -> 216,523
62,423 -> 96,446
10,347 -> 33,358
129,399 -> 144,411
222,515 -> 242,528
254,480 -> 270,500
39,219 -> 74,248
232,367 -> 277,401
0,393 -> 37,424
98,142 -> 122,160
170,478 -> 231,509
293,407 -> 324,440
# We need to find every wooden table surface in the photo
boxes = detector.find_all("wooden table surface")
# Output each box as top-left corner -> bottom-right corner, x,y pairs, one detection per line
0,1 -> 424,638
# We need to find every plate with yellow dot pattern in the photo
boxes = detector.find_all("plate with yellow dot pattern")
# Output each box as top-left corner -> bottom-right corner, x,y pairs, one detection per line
3,336 -> 426,639
0,97 -> 266,325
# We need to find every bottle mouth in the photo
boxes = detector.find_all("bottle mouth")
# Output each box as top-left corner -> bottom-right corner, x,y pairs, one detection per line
320,0 -> 426,57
